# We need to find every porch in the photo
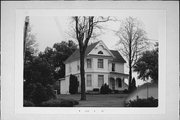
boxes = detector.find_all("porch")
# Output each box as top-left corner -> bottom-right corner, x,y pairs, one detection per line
108,72 -> 129,91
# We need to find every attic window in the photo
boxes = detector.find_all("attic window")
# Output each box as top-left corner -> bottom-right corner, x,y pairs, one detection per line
98,51 -> 103,54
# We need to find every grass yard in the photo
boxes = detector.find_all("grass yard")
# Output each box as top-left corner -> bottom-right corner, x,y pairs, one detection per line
57,94 -> 128,107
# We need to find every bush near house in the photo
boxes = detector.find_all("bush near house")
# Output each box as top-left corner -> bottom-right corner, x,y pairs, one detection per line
126,97 -> 158,107
100,83 -> 112,94
23,82 -> 57,106
69,74 -> 79,94
41,99 -> 79,107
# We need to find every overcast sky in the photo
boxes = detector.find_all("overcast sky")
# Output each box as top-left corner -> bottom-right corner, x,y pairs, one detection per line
29,14 -> 160,85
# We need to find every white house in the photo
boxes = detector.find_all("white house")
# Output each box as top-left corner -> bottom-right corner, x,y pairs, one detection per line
60,40 -> 129,94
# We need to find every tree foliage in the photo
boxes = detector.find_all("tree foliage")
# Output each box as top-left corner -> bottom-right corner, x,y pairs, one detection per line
130,77 -> 137,92
133,46 -> 158,84
23,16 -> 77,105
116,17 -> 148,91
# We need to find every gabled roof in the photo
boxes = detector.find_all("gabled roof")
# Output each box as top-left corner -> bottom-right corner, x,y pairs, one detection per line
64,41 -> 100,63
64,41 -> 126,64
110,50 -> 126,63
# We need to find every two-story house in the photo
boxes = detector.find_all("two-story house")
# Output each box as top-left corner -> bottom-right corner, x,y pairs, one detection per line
60,40 -> 128,94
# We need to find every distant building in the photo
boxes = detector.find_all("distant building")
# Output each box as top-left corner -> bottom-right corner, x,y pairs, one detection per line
60,40 -> 129,94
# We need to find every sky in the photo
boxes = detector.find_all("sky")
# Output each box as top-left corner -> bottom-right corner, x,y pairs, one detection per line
29,13 -> 159,85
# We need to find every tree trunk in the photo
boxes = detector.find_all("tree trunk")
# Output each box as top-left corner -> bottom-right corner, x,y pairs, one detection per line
80,51 -> 86,100
128,63 -> 132,91
128,37 -> 132,91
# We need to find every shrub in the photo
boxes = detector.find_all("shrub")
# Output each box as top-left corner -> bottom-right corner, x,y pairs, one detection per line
100,83 -> 111,94
69,74 -> 79,94
41,99 -> 79,107
23,100 -> 35,107
23,83 -> 37,101
123,89 -> 129,94
60,100 -> 74,107
126,97 -> 158,107
63,99 -> 79,105
46,84 -> 57,100
113,90 -> 119,94
41,99 -> 62,107
93,88 -> 100,92
31,83 -> 49,106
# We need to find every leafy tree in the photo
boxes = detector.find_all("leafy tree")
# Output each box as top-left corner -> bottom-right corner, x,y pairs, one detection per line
133,47 -> 158,84
69,74 -> 79,94
24,56 -> 55,86
52,40 -> 77,79
72,16 -> 111,100
23,16 -> 38,65
116,17 -> 148,91
130,77 -> 137,92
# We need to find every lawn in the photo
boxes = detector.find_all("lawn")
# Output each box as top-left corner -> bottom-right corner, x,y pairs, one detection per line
57,94 -> 128,107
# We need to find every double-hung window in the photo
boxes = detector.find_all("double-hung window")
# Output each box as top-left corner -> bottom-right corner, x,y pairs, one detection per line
112,63 -> 115,71
87,59 -> 92,68
98,75 -> 104,87
98,59 -> 103,68
87,74 -> 92,87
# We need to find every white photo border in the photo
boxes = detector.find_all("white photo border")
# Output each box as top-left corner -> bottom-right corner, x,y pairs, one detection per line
1,1 -> 179,120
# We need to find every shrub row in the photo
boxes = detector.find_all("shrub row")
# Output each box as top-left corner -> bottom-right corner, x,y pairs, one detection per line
24,98 -> 79,107
126,97 -> 158,107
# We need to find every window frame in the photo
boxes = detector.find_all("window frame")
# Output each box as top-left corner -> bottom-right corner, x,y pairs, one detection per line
87,58 -> 92,68
118,78 -> 122,88
98,51 -> 103,54
86,74 -> 92,87
98,75 -> 104,87
112,63 -> 115,71
98,59 -> 104,68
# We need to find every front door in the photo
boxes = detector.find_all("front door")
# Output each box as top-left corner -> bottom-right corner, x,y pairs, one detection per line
112,79 -> 115,90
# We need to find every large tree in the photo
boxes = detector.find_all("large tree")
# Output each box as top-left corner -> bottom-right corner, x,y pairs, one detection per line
133,45 -> 158,84
23,16 -> 38,65
73,16 -> 110,100
116,17 -> 148,91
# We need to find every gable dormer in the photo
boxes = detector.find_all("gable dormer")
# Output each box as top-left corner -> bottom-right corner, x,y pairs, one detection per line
88,41 -> 115,57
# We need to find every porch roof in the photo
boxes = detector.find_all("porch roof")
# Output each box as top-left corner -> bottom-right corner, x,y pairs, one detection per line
109,72 -> 129,78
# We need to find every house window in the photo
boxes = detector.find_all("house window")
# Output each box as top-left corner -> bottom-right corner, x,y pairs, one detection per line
77,61 -> 80,70
98,51 -> 103,54
87,59 -> 92,68
98,75 -> 104,87
112,63 -> 115,71
117,78 -> 122,87
87,74 -> 92,87
69,64 -> 71,73
77,65 -> 79,70
98,59 -> 103,68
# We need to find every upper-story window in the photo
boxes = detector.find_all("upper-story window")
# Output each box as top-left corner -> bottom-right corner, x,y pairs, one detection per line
112,63 -> 115,71
77,61 -> 80,70
87,59 -> 92,68
98,51 -> 103,54
77,65 -> 80,71
98,59 -> 103,68
69,64 -> 71,73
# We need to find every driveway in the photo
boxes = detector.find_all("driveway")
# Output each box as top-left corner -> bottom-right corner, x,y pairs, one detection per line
57,94 -> 128,107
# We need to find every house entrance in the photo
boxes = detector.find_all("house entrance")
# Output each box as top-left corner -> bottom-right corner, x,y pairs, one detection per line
110,77 -> 115,90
